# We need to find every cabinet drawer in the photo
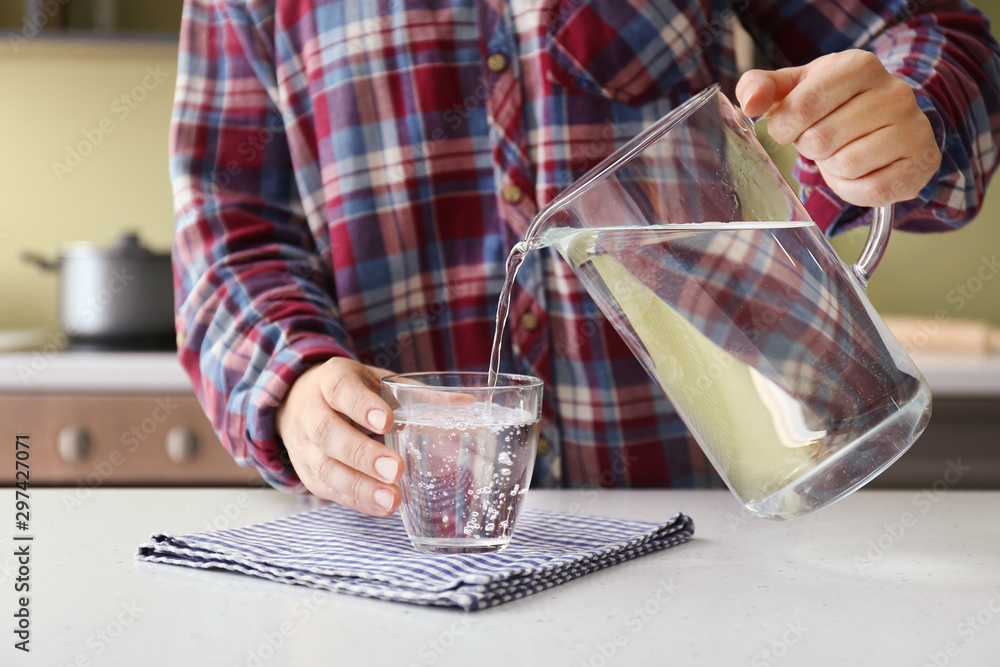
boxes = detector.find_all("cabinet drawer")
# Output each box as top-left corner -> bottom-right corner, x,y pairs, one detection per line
867,397 -> 1000,490
1,394 -> 262,486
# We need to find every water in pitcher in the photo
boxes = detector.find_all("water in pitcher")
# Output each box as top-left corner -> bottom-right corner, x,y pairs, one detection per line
489,220 -> 928,519
385,402 -> 538,553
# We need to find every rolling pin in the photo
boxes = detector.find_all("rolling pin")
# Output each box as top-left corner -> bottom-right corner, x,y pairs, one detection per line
883,315 -> 1000,354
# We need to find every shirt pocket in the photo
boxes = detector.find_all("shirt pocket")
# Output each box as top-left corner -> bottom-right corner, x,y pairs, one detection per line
545,0 -> 712,106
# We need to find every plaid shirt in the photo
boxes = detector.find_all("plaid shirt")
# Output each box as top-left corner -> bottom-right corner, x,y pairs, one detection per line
171,0 -> 1000,492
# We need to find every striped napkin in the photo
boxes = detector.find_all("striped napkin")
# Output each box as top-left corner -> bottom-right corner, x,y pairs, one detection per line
136,503 -> 694,611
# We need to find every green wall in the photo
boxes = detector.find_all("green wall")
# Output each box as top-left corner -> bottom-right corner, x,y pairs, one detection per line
1,2 -> 998,333
831,198 -> 1000,327
0,39 -> 178,331
0,5 -> 21,27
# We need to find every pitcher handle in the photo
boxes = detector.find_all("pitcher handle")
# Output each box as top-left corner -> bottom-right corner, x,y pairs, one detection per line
851,204 -> 893,288
744,98 -> 894,288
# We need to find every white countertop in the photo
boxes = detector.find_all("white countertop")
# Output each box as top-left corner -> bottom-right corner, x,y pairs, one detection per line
910,352 -> 1000,397
7,488 -> 1000,666
0,351 -> 192,393
0,349 -> 998,397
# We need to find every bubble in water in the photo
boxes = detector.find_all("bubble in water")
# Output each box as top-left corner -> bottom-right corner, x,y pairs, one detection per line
387,400 -> 538,546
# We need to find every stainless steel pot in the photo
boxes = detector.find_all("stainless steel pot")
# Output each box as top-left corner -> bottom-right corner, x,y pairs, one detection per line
22,232 -> 175,350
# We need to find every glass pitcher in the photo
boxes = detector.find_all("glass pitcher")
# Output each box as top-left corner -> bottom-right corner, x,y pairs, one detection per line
522,84 -> 931,520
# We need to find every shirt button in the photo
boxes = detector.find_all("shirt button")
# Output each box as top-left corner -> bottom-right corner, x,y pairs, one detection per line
537,437 -> 551,456
502,184 -> 523,204
520,312 -> 540,331
487,52 -> 509,74
176,330 -> 186,348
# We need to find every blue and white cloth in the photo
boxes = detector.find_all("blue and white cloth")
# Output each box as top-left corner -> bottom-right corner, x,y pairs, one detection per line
136,503 -> 694,611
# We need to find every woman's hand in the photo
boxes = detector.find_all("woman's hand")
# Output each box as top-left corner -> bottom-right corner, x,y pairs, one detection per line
276,357 -> 403,517
736,49 -> 941,207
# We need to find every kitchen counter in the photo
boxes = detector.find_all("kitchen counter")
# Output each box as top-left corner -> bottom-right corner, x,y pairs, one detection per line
910,352 -> 1000,397
0,348 -> 998,396
8,488 -> 1000,666
0,350 -> 191,393
0,351 -> 257,486
0,349 -> 997,488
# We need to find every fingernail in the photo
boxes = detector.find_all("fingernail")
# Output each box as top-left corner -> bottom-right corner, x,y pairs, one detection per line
375,456 -> 399,482
374,488 -> 394,510
367,408 -> 387,431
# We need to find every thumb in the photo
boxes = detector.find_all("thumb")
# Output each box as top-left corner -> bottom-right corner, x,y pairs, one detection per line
736,66 -> 805,118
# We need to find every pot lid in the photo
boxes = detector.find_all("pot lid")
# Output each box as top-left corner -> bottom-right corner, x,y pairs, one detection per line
61,232 -> 169,259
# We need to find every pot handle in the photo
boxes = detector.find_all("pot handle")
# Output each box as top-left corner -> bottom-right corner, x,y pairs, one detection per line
20,251 -> 58,271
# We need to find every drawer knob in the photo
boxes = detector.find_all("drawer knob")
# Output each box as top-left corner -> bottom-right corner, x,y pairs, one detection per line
166,427 -> 198,462
58,426 -> 91,462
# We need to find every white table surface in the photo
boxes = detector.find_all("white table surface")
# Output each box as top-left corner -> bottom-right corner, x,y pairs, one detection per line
5,488 -> 999,666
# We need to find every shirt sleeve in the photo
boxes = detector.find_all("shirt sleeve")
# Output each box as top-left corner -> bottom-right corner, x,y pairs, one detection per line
171,0 -> 353,492
740,0 -> 1000,234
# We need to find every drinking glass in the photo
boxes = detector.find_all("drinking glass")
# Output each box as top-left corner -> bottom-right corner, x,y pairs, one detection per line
381,372 -> 543,553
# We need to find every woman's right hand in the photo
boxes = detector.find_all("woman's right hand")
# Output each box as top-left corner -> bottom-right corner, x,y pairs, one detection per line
276,357 -> 404,517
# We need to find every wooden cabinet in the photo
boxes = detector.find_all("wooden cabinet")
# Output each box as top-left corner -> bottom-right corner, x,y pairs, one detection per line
1,393 -> 262,486
867,397 -> 1000,490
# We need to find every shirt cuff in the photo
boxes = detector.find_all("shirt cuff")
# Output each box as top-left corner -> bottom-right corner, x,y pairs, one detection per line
233,335 -> 355,494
